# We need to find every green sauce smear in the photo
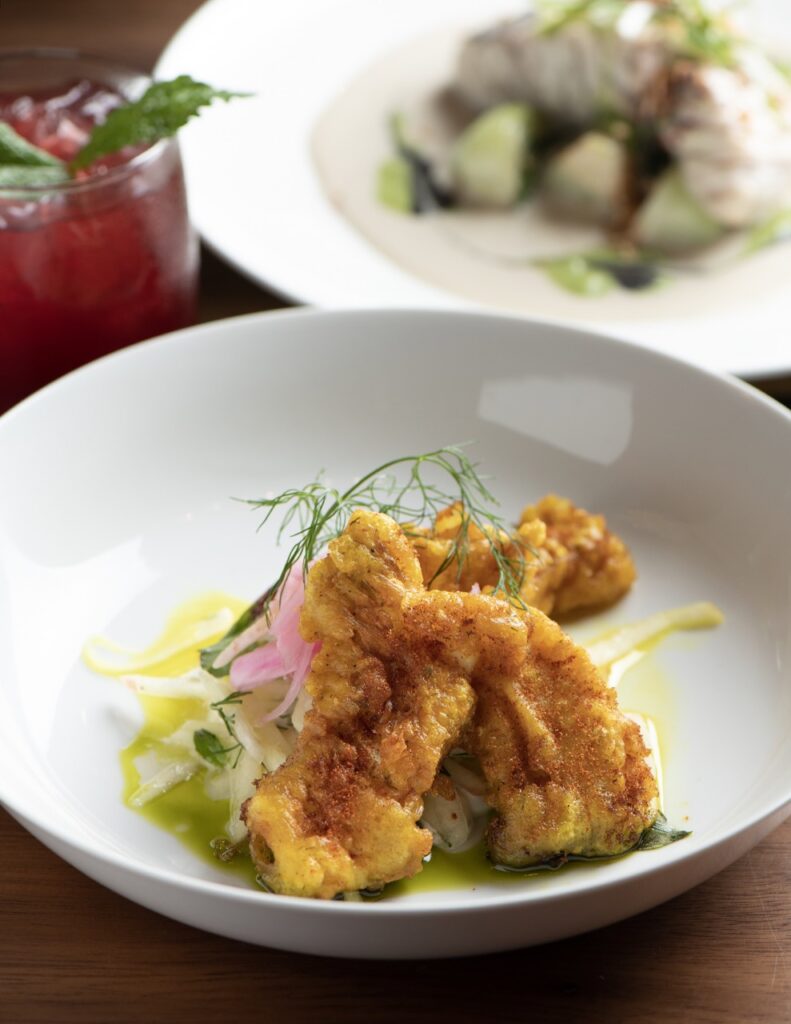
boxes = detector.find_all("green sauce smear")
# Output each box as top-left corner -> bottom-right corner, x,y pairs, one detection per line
533,249 -> 664,296
120,694 -> 258,886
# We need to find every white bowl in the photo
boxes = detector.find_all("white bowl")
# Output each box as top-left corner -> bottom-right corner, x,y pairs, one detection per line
0,308 -> 789,958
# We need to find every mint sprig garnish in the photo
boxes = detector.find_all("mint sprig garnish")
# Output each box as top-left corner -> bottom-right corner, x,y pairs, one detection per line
69,75 -> 248,170
0,75 -> 247,187
0,121 -> 65,168
0,164 -> 69,188
0,122 -> 69,188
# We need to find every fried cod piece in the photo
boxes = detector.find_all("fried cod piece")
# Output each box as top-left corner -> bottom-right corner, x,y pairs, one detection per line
408,503 -> 511,595
406,594 -> 659,867
410,495 -> 636,616
455,5 -> 791,228
243,509 -> 476,898
246,508 -> 654,895
471,610 -> 658,866
519,495 -> 637,616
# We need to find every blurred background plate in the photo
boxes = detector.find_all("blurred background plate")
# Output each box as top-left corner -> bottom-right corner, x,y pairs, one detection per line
157,0 -> 791,377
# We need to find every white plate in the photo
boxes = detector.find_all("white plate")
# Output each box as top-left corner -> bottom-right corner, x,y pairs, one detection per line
0,308 -> 789,958
157,0 -> 791,379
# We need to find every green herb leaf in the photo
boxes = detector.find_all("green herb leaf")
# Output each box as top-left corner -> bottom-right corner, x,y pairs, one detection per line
207,692 -> 246,769
194,727 -> 235,767
0,164 -> 70,189
537,0 -> 740,67
537,0 -> 624,35
71,74 -> 249,170
200,587 -> 275,677
635,812 -> 691,851
210,690 -> 246,709
662,0 -> 739,66
0,122 -> 69,189
0,121 -> 66,168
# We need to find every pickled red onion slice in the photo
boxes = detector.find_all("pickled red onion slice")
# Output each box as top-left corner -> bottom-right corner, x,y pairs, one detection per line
229,565 -> 320,722
230,642 -> 287,690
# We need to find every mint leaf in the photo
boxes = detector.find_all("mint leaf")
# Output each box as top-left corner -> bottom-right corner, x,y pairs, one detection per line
0,164 -> 69,188
0,121 -> 66,168
71,74 -> 249,170
0,122 -> 68,187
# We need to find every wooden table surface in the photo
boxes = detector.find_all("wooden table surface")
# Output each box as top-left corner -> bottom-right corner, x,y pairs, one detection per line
1,3 -> 789,1021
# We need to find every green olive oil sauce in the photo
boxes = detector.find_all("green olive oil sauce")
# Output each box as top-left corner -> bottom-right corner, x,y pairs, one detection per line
89,593 -> 257,885
396,648 -> 678,897
92,595 -> 683,898
119,695 -> 259,886
389,843 -> 626,897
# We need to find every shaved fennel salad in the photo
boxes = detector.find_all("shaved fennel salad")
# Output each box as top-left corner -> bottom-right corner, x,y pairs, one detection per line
85,571 -> 722,877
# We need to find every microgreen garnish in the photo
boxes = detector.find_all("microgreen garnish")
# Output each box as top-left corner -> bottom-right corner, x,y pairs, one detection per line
193,727 -> 241,767
537,0 -> 626,34
204,690 -> 247,767
70,75 -> 248,170
242,446 -> 530,620
658,0 -> 741,67
537,0 -> 742,67
211,691 -> 246,707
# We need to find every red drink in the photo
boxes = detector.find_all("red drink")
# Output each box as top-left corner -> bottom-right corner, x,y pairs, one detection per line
0,52 -> 199,411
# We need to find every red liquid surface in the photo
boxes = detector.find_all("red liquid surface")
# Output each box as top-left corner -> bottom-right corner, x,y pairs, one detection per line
0,79 -> 198,411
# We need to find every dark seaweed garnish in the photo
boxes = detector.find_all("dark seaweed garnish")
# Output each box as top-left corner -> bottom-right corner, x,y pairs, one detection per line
589,257 -> 662,290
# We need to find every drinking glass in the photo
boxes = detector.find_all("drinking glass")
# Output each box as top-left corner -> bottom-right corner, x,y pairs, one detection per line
0,50 -> 199,411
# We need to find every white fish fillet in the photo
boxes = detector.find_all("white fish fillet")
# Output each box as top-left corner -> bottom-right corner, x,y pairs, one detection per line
455,2 -> 791,226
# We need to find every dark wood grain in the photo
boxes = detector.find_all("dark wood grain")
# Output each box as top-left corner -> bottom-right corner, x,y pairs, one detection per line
1,3 -> 789,1021
1,806 -> 789,1024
